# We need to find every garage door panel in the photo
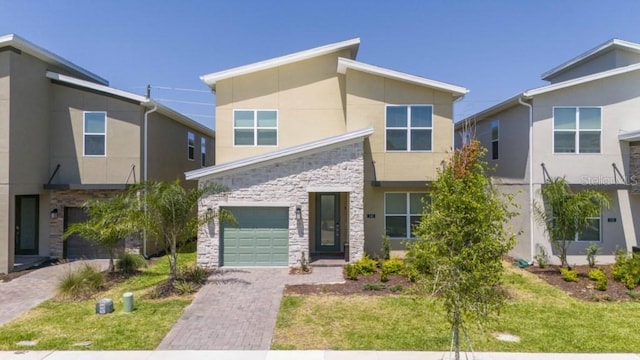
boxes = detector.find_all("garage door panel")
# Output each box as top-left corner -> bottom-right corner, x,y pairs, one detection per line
221,207 -> 289,266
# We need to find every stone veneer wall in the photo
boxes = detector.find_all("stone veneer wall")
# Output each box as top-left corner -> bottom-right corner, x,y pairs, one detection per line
631,142 -> 640,195
49,190 -> 140,259
198,141 -> 365,268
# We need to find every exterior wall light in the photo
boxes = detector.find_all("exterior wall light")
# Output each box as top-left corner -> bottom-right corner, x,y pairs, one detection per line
50,208 -> 58,219
295,206 -> 302,220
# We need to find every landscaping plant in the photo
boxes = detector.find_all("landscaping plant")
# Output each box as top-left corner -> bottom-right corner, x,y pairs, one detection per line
559,267 -> 579,282
407,140 -> 517,360
117,252 -> 147,274
534,246 -> 548,268
586,244 -> 601,268
534,177 -> 609,268
57,264 -> 105,300
588,268 -> 607,291
612,250 -> 640,290
381,234 -> 391,260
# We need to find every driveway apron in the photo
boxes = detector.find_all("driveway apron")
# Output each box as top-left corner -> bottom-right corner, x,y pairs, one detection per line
157,266 -> 344,350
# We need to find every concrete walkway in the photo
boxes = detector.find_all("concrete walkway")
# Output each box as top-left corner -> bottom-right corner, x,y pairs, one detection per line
157,266 -> 344,350
0,260 -> 108,326
2,350 -> 639,360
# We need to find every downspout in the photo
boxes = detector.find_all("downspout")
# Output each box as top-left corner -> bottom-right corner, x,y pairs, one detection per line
142,100 -> 158,259
518,97 -> 534,261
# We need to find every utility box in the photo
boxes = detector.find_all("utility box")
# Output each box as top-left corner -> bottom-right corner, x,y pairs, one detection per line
96,298 -> 114,315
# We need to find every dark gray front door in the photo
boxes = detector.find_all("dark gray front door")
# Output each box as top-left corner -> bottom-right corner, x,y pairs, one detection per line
316,193 -> 340,252
15,195 -> 39,255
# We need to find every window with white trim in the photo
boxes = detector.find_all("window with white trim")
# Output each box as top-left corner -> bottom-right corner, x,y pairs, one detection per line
384,192 -> 428,238
234,110 -> 277,146
84,111 -> 106,156
188,132 -> 195,160
386,105 -> 433,151
491,120 -> 499,160
201,137 -> 206,167
553,107 -> 601,154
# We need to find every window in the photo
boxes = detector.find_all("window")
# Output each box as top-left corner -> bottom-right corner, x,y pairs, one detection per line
234,110 -> 277,146
553,107 -> 601,154
84,111 -> 106,156
577,216 -> 601,242
386,105 -> 433,151
491,120 -> 499,160
384,192 -> 428,238
188,132 -> 195,160
201,137 -> 206,167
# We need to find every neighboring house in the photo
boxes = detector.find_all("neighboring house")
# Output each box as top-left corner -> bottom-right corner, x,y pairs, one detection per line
456,38 -> 640,265
0,34 -> 214,274
186,38 -> 468,267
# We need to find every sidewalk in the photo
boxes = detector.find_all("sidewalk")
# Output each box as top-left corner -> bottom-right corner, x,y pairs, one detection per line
2,350 -> 639,360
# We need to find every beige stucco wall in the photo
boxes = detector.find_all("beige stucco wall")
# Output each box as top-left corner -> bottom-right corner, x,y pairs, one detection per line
345,69 -> 454,182
146,112 -> 213,185
215,50 -> 352,164
49,84 -> 142,185
0,51 -> 10,273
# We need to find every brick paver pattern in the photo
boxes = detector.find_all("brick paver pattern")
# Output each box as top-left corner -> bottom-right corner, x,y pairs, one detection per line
157,266 -> 344,350
0,260 -> 108,326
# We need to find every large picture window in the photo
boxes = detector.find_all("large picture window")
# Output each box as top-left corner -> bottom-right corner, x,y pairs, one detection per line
84,111 -> 106,156
234,110 -> 277,146
386,105 -> 433,151
384,192 -> 428,238
553,107 -> 601,154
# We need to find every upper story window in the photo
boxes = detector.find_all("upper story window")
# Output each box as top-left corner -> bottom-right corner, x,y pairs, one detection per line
386,105 -> 433,151
553,107 -> 601,154
234,110 -> 277,146
84,111 -> 106,156
384,192 -> 428,239
491,120 -> 499,160
188,132 -> 195,160
201,137 -> 206,167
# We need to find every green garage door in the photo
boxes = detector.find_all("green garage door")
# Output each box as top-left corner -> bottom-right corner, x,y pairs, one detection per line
221,207 -> 289,266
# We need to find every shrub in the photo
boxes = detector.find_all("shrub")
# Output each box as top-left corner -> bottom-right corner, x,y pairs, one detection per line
612,250 -> 640,289
116,252 -> 147,274
174,280 -> 196,295
403,265 -> 419,283
381,235 -> 391,261
353,254 -> 378,275
344,263 -> 359,280
560,267 -> 578,282
586,245 -> 601,268
627,290 -> 640,300
389,284 -> 403,293
588,268 -> 607,291
381,257 -> 404,275
380,270 -> 389,282
57,264 -> 105,300
179,265 -> 209,285
534,247 -> 548,268
363,283 -> 385,291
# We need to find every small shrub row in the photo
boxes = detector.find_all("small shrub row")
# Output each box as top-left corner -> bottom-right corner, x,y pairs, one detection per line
560,267 -> 578,282
612,251 -> 640,290
588,268 -> 607,291
343,254 -> 379,280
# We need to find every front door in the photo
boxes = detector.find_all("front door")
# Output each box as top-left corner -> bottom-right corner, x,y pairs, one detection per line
315,193 -> 340,252
15,195 -> 39,255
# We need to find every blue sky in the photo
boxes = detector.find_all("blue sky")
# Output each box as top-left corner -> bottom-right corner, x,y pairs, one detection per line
1,0 -> 640,128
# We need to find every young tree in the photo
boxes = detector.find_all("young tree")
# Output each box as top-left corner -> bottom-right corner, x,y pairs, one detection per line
63,194 -> 136,272
407,141 -> 517,360
535,177 -> 610,268
131,180 -> 228,282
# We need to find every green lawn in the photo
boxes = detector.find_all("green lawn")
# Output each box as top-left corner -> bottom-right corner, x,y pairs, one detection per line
273,266 -> 640,352
0,247 -> 196,350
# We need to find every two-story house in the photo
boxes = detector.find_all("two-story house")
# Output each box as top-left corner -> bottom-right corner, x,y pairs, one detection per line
186,39 -> 468,267
456,39 -> 640,265
0,34 -> 214,274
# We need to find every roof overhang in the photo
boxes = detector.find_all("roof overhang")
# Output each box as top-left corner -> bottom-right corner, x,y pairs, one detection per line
46,71 -> 214,138
541,38 -> 640,81
618,129 -> 640,142
43,183 -> 129,190
201,38 -> 360,91
186,127 -> 374,180
372,181 -> 431,188
0,33 -> 108,85
337,57 -> 468,100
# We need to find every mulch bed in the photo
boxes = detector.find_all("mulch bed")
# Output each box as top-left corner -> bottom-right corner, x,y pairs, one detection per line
285,271 -> 416,296
525,264 -> 634,301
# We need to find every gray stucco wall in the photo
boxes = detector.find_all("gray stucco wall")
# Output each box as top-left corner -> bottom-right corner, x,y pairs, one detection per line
197,141 -> 365,268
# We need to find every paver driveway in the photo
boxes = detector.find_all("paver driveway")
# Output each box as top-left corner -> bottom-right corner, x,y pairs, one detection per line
157,266 -> 343,350
0,260 -> 108,326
